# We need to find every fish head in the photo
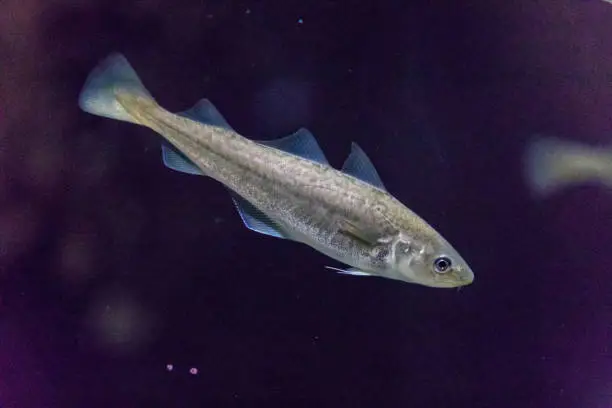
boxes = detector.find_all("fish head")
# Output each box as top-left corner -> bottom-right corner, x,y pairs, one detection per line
388,233 -> 474,288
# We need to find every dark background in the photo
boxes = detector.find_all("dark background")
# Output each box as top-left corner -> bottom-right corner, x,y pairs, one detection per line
1,0 -> 612,407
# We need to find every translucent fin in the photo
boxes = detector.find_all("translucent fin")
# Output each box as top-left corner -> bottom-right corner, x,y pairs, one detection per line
229,191 -> 288,239
324,266 -> 375,276
176,98 -> 233,129
341,143 -> 386,190
78,53 -> 152,123
161,143 -> 205,175
160,99 -> 231,175
257,128 -> 329,165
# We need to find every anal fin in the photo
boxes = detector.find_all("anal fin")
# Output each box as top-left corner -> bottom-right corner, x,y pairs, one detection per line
161,142 -> 205,175
228,190 -> 289,239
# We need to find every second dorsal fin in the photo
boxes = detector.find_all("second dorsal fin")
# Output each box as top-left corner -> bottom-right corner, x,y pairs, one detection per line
340,143 -> 386,190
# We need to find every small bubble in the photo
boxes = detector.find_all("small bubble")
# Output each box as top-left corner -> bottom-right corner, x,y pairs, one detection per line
166,364 -> 174,371
189,367 -> 198,375
297,18 -> 303,24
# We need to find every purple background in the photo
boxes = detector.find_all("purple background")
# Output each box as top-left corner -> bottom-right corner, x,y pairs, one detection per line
1,0 -> 612,407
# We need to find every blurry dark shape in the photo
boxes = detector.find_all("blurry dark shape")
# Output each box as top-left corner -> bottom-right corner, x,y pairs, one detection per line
84,287 -> 158,355
523,136 -> 612,197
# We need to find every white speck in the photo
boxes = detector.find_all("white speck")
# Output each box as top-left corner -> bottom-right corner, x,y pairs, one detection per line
189,367 -> 198,375
246,8 -> 251,14
166,364 -> 174,372
297,18 -> 304,24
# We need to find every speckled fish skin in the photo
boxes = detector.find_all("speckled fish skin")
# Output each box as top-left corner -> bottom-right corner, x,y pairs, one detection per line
79,54 -> 474,288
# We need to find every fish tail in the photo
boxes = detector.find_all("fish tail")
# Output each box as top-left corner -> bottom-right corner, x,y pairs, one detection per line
78,53 -> 154,124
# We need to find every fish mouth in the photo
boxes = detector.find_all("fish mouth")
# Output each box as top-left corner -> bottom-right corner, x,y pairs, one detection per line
431,272 -> 474,288
460,273 -> 475,285
451,266 -> 475,286
455,275 -> 474,287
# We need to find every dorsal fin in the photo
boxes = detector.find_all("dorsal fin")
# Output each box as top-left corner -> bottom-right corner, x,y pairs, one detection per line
177,98 -> 233,129
256,128 -> 329,165
161,98 -> 231,175
341,142 -> 386,190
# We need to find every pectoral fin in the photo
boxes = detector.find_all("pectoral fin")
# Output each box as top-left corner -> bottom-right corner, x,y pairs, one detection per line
337,219 -> 381,247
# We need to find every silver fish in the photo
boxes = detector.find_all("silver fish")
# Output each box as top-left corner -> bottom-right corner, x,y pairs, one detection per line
524,136 -> 612,197
79,53 -> 474,288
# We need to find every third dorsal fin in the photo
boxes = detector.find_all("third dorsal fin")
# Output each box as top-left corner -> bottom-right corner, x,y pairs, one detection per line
341,143 -> 386,190
257,128 -> 329,165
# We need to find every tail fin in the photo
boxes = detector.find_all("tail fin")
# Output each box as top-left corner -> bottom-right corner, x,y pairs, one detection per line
78,53 -> 153,123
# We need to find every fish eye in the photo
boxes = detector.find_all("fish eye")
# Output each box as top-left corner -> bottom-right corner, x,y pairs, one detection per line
433,256 -> 452,273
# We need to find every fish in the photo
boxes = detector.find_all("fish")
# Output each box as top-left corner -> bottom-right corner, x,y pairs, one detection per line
524,136 -> 612,197
78,53 -> 474,288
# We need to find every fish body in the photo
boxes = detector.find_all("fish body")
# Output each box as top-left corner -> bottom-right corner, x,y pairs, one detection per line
524,136 -> 612,197
79,54 -> 474,288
